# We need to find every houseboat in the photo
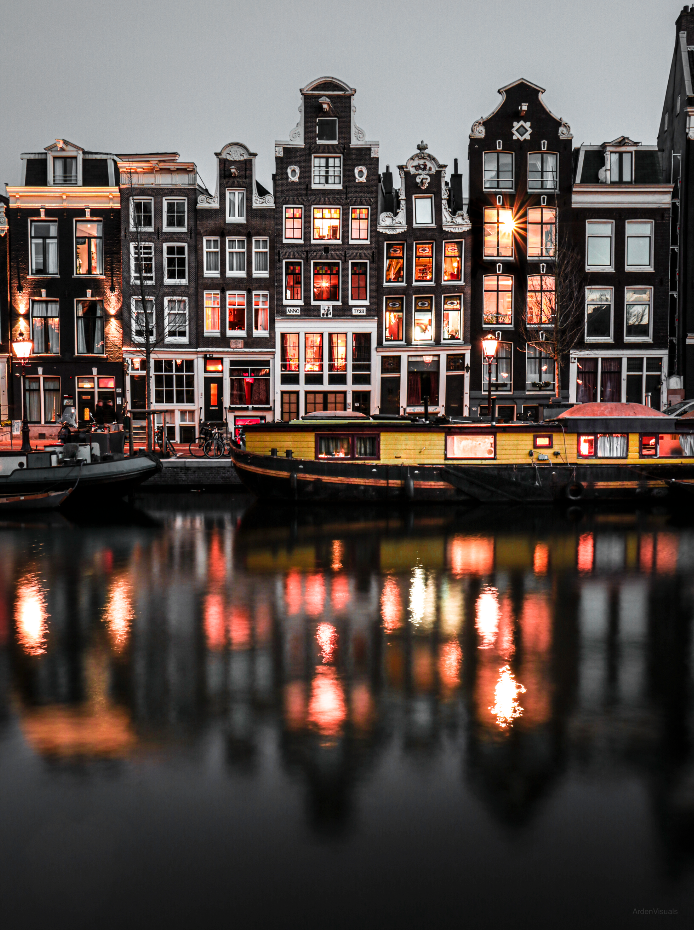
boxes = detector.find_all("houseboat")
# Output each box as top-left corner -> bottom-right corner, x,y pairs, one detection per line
229,403 -> 694,504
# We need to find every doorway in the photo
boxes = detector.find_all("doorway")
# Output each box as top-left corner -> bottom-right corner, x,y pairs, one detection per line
130,375 -> 147,421
204,377 -> 224,422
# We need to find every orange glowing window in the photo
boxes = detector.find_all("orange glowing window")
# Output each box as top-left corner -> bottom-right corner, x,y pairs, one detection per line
443,241 -> 462,282
533,434 -> 553,449
210,383 -> 218,405
205,358 -> 223,372
317,435 -> 351,458
98,377 -> 115,389
640,434 -> 657,456
578,435 -> 595,457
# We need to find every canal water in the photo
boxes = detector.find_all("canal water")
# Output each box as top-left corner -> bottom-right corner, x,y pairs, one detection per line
1,494 -> 693,928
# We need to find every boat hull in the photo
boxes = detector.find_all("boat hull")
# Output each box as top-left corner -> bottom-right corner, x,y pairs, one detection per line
0,454 -> 161,503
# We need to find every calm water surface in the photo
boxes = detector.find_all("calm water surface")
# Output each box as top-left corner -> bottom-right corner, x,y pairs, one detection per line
1,494 -> 694,928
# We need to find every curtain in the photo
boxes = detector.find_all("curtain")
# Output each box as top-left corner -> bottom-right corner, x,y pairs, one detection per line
597,434 -> 627,458
251,378 -> 269,404
680,434 -> 694,456
601,358 -> 621,402
577,359 -> 597,403
407,372 -> 421,406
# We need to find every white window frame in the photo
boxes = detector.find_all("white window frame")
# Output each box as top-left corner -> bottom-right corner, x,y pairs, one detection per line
527,152 -> 558,190
383,298 -> 405,344
226,291 -> 247,336
316,117 -> 338,143
163,243 -> 188,285
348,260 -> 369,305
203,237 -> 220,277
625,220 -> 654,272
162,197 -> 187,232
482,273 -> 514,329
482,341 -> 513,392
131,297 -> 155,343
585,286 -> 614,343
624,286 -> 653,343
412,242 -> 435,286
525,344 -> 556,393
30,298 -> 61,354
483,151 -> 515,191
74,218 -> 104,277
253,291 -> 270,337
226,237 -> 246,277
130,241 -> 155,285
586,221 -> 614,272
412,195 -> 435,227
226,189 -> 246,223
252,237 -> 270,277
442,240 -> 464,283
283,259 -> 303,305
312,155 -> 342,189
312,206 -> 342,244
441,295 -> 463,343
383,242 -> 406,287
349,206 -> 370,244
164,297 -> 189,343
311,260 -> 341,305
412,297 -> 435,344
29,217 -> 59,276
130,197 -> 154,231
283,205 -> 303,243
203,291 -> 221,336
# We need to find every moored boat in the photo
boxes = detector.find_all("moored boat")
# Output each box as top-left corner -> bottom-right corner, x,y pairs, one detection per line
0,488 -> 72,511
229,403 -> 694,504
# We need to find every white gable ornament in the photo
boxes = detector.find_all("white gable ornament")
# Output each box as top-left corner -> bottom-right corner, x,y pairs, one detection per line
287,166 -> 300,182
354,166 -> 367,183
512,121 -> 532,141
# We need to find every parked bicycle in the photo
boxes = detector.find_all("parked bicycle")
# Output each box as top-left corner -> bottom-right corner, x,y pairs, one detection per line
203,426 -> 228,458
155,425 -> 178,458
188,423 -> 216,457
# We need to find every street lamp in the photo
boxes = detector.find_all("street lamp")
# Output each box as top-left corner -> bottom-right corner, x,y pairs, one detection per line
12,334 -> 33,453
482,332 -> 499,423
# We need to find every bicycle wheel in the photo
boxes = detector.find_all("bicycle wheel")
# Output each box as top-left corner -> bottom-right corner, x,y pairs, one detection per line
189,438 -> 205,457
204,438 -> 224,458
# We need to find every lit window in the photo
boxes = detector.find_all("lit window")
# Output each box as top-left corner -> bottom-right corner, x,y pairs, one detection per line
132,298 -> 155,341
446,435 -> 495,459
53,157 -> 77,185
313,207 -> 341,241
625,287 -> 652,340
227,190 -> 246,222
282,334 -> 299,373
131,199 -> 153,230
527,207 -> 556,257
413,196 -> 434,225
527,275 -> 555,326
414,242 -> 434,282
626,221 -> 653,269
585,287 -> 613,340
313,156 -> 341,187
227,238 -> 246,276
204,237 -> 220,275
610,152 -> 632,183
443,242 -> 462,282
350,262 -> 368,302
384,298 -> 404,342
526,344 -> 555,391
75,220 -> 103,275
352,333 -> 371,381
164,199 -> 186,229
284,262 -> 302,301
204,292 -> 220,334
130,241 -> 154,284
317,118 -> 338,142
586,222 -> 613,269
164,243 -> 187,284
483,275 -> 513,325
484,208 -> 513,258
305,334 -> 323,373
76,300 -> 104,354
350,207 -> 369,240
226,292 -> 246,334
313,263 -> 340,303
442,296 -> 462,341
385,243 -> 405,284
484,152 -> 513,190
329,333 -> 347,373
253,238 -> 269,276
413,298 -> 433,342
253,292 -> 269,334
30,300 -> 60,354
284,207 -> 302,240
482,342 -> 512,391
165,298 -> 188,342
528,152 -> 558,189
154,359 -> 195,405
30,221 -> 58,275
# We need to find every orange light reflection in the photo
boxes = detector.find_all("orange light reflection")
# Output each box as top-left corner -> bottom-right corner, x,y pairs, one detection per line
316,622 -> 337,663
16,574 -> 48,656
490,665 -> 526,729
475,586 -> 500,649
381,576 -> 402,632
104,577 -> 133,652
308,667 -> 346,736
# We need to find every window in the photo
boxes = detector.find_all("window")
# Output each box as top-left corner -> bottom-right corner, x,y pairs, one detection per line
656,434 -> 694,457
329,333 -> 347,374
164,199 -> 186,230
585,288 -> 613,341
284,262 -> 302,302
443,242 -> 463,282
578,434 -> 628,458
414,243 -> 434,283
385,243 -> 405,284
226,292 -> 246,333
526,344 -> 555,392
30,300 -> 59,354
75,220 -> 103,275
483,275 -> 513,325
350,207 -> 369,241
484,208 -> 514,258
350,261 -> 368,302
229,364 -> 270,406
227,189 -> 246,222
253,292 -> 269,334
164,244 -> 187,284
25,377 -> 41,423
305,334 -> 323,373
154,359 -> 195,405
53,157 -> 77,185
30,221 -> 58,275
527,207 -> 556,258
626,356 -> 663,408
316,435 -> 379,459
165,298 -> 188,342
442,296 -> 462,341
527,275 -> 555,326
576,357 -> 597,404
482,342 -> 512,391
533,435 -> 553,449
282,333 -> 299,373
626,221 -> 653,270
352,333 -> 371,383
313,207 -> 341,241
384,298 -> 404,342
313,262 -> 340,303
253,238 -> 269,276
227,238 -> 246,276
610,152 -> 632,183
484,152 -> 514,189
281,392 -> 299,421
413,196 -> 434,225
130,242 -> 154,284
306,392 -> 346,413
317,118 -> 338,142
313,156 -> 341,187
446,434 -> 495,459
625,287 -> 652,340
413,297 -> 433,342
43,378 -> 60,423
528,152 -> 558,189
130,199 -> 153,230
204,291 -> 220,334
586,222 -> 613,269
205,358 -> 223,373
284,207 -> 303,240
132,298 -> 155,341
204,237 -> 220,276
76,300 -> 104,354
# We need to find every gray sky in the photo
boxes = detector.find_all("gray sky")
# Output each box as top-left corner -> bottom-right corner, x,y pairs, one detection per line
1,0 -> 681,195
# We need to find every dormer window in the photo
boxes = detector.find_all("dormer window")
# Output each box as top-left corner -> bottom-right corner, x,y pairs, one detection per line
317,118 -> 338,143
53,157 -> 77,185
610,152 -> 632,183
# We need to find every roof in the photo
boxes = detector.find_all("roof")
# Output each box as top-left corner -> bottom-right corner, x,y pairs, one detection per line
557,402 -> 668,418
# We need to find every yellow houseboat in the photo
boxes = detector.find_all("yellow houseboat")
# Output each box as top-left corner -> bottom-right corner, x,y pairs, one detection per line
229,402 -> 694,504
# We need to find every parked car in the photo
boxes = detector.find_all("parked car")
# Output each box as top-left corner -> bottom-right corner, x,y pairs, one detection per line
664,399 -> 694,417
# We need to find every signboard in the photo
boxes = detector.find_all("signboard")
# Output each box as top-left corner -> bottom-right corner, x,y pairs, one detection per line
286,308 -> 300,315
12,421 -> 21,435
320,305 -> 332,318
234,416 -> 266,443
352,307 -> 366,315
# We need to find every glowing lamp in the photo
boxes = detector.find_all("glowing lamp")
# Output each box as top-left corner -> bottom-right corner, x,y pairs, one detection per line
482,333 -> 498,359
12,335 -> 33,359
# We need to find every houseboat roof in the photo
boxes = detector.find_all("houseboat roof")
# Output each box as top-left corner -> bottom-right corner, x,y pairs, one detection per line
557,403 -> 668,418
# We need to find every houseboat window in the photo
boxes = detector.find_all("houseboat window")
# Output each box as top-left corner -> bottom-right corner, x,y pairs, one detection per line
578,433 -> 628,457
414,243 -> 434,283
385,243 -> 405,284
640,435 -> 657,456
446,434 -> 495,459
443,297 -> 462,341
443,242 -> 463,282
318,436 -> 352,458
385,299 -> 404,341
355,435 -> 378,458
578,435 -> 595,457
534,435 -> 553,449
658,434 -> 694,457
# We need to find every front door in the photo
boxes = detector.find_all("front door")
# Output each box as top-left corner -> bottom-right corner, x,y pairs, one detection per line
204,377 -> 224,422
130,375 -> 146,420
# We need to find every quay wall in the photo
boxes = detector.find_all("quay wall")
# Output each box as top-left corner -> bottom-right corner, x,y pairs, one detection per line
142,459 -> 242,489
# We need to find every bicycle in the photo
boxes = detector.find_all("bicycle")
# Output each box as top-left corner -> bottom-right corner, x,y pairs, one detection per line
155,426 -> 178,458
203,426 -> 227,458
188,423 -> 215,458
